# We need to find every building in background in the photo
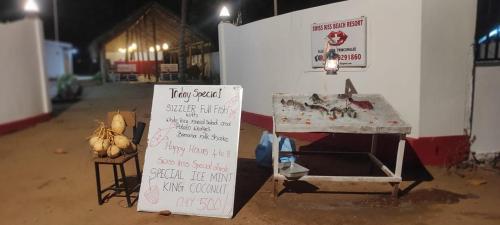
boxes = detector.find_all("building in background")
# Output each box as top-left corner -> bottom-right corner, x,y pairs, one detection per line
472,12 -> 500,160
45,40 -> 77,98
89,2 -> 217,83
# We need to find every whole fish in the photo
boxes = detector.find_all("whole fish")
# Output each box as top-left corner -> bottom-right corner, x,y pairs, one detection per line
330,106 -> 357,118
310,93 -> 325,104
304,102 -> 329,115
281,99 -> 306,111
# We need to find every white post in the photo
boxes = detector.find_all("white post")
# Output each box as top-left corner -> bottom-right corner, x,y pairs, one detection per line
218,22 -> 229,85
274,0 -> 278,16
33,18 -> 52,114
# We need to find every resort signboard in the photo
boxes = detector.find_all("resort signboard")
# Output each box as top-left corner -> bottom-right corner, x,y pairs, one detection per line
138,85 -> 243,219
311,17 -> 367,68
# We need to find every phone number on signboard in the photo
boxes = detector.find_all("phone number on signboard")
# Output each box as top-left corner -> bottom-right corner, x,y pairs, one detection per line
339,54 -> 362,61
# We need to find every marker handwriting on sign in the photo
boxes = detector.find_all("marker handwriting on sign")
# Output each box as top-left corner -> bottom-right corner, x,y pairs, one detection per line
138,86 -> 242,218
149,122 -> 176,148
224,96 -> 240,119
170,87 -> 223,103
176,197 -> 226,212
144,185 -> 160,204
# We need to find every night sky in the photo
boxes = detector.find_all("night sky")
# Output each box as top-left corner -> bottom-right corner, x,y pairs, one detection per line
0,0 -> 498,73
0,1 -> 346,49
476,0 -> 500,39
0,0 -> 346,72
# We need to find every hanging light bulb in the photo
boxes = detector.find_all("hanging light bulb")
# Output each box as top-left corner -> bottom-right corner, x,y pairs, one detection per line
118,48 -> 126,53
156,45 -> 161,51
162,43 -> 169,50
24,0 -> 39,13
324,49 -> 340,75
149,46 -> 155,52
128,43 -> 137,52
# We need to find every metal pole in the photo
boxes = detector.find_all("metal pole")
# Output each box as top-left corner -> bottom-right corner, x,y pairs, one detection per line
200,45 -> 205,81
125,30 -> 129,62
53,0 -> 59,41
495,32 -> 499,59
152,16 -> 160,82
99,47 -> 107,83
179,0 -> 188,83
274,0 -> 277,16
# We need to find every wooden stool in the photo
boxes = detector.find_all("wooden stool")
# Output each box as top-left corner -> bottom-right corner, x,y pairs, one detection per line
94,111 -> 145,207
94,153 -> 141,207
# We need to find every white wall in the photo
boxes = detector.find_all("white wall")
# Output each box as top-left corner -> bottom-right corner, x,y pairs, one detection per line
220,0 -> 423,137
419,0 -> 477,137
219,0 -> 478,138
0,18 -> 51,124
471,65 -> 500,155
44,40 -> 74,79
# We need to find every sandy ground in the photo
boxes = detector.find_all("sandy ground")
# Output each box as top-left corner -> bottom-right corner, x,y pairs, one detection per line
0,83 -> 499,225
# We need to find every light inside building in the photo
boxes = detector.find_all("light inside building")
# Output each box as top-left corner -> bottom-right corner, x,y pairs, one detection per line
118,48 -> 126,53
24,0 -> 39,13
149,46 -> 155,52
162,43 -> 169,50
219,6 -> 230,18
156,45 -> 161,51
128,43 -> 137,52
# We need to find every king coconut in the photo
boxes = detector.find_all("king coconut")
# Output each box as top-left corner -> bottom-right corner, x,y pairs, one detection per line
88,111 -> 137,158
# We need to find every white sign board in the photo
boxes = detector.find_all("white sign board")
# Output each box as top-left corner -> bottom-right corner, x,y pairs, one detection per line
138,85 -> 243,219
116,64 -> 137,73
311,17 -> 367,68
160,64 -> 179,73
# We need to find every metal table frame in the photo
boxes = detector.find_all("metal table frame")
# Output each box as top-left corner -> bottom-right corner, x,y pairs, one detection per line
272,118 -> 407,199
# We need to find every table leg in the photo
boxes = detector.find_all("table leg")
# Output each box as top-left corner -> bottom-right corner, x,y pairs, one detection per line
120,164 -> 132,207
94,162 -> 103,205
272,117 -> 279,199
393,135 -> 406,199
370,134 -> 378,155
134,155 -> 142,186
395,135 -> 406,178
391,182 -> 400,198
112,165 -> 119,190
273,178 -> 278,200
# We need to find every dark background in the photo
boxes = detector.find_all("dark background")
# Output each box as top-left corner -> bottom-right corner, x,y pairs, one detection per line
0,0 -> 497,74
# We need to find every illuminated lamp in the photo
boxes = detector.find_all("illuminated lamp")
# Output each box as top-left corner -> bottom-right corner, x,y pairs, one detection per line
219,5 -> 230,22
324,49 -> 340,75
24,0 -> 39,13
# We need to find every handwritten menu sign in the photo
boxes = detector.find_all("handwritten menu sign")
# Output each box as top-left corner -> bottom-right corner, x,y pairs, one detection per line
137,85 -> 243,219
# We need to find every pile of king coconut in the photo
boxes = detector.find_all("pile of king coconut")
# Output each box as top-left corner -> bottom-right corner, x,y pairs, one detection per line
88,111 -> 137,158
